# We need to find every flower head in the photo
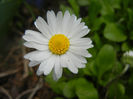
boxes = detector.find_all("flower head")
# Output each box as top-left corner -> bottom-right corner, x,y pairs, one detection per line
123,50 -> 133,66
124,50 -> 133,57
23,10 -> 93,80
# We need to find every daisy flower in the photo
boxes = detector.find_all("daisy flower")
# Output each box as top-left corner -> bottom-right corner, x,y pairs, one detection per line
124,50 -> 133,57
123,50 -> 133,66
23,10 -> 93,80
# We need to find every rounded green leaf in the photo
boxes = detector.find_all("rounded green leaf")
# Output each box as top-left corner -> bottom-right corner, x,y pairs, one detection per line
75,78 -> 98,99
104,23 -> 127,42
63,80 -> 76,98
96,44 -> 116,77
108,83 -> 125,99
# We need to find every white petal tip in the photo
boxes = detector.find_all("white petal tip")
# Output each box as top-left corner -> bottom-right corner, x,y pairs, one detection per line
36,70 -> 43,76
53,73 -> 61,81
86,54 -> 92,58
24,54 -> 28,59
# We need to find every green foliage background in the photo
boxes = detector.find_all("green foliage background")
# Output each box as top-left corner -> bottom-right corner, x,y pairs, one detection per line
0,0 -> 133,99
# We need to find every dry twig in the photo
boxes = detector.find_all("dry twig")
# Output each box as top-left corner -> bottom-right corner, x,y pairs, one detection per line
16,89 -> 33,99
28,78 -> 43,99
0,68 -> 21,78
0,86 -> 13,99
16,78 -> 43,99
22,45 -> 29,79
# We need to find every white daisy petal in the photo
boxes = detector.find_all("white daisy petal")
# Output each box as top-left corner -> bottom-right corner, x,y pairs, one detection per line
73,28 -> 90,39
52,70 -> 57,81
69,22 -> 86,38
67,60 -> 78,74
72,53 -> 87,63
47,10 -> 57,35
53,56 -> 62,80
29,61 -> 40,67
68,18 -> 82,38
70,38 -> 94,49
67,52 -> 86,68
62,10 -> 71,35
24,42 -> 48,50
43,56 -> 55,75
36,69 -> 43,76
60,54 -> 68,67
65,15 -> 77,37
65,53 -> 78,74
23,30 -> 48,44
56,11 -> 63,33
70,38 -> 92,45
34,16 -> 51,39
36,61 -> 47,76
69,47 -> 92,58
24,50 -> 52,61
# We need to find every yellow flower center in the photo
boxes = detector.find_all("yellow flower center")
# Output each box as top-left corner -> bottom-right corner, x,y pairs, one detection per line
48,34 -> 70,55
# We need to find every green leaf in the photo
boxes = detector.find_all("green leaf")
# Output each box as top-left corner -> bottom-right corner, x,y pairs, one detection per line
68,0 -> 79,16
93,33 -> 103,49
104,23 -> 127,42
107,83 -> 125,99
103,0 -> 121,9
121,42 -> 130,51
60,4 -> 74,15
45,74 -> 66,94
88,0 -> 102,27
75,78 -> 98,99
63,80 -> 76,98
127,8 -> 133,31
129,31 -> 133,40
96,44 -> 116,78
77,0 -> 89,6
54,97 -> 64,99
0,0 -> 21,27
100,0 -> 114,16
0,0 -> 22,48
83,61 -> 97,76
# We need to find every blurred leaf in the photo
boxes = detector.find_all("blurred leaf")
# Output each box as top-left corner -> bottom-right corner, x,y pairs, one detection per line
104,23 -> 127,42
127,8 -> 133,31
91,17 -> 105,31
75,78 -> 98,99
54,97 -> 64,99
83,61 -> 97,76
129,31 -> 133,40
121,42 -> 130,51
103,0 -> 121,9
60,4 -> 74,15
107,82 -> 125,99
0,0 -> 21,28
0,0 -> 22,46
88,0 -> 101,27
127,72 -> 133,98
45,74 -> 66,95
96,44 -> 116,78
93,33 -> 103,49
100,0 -> 114,16
68,0 -> 79,16
77,0 -> 89,6
63,80 -> 76,98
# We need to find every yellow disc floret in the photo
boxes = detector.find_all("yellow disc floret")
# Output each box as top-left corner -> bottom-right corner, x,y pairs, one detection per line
48,34 -> 70,55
